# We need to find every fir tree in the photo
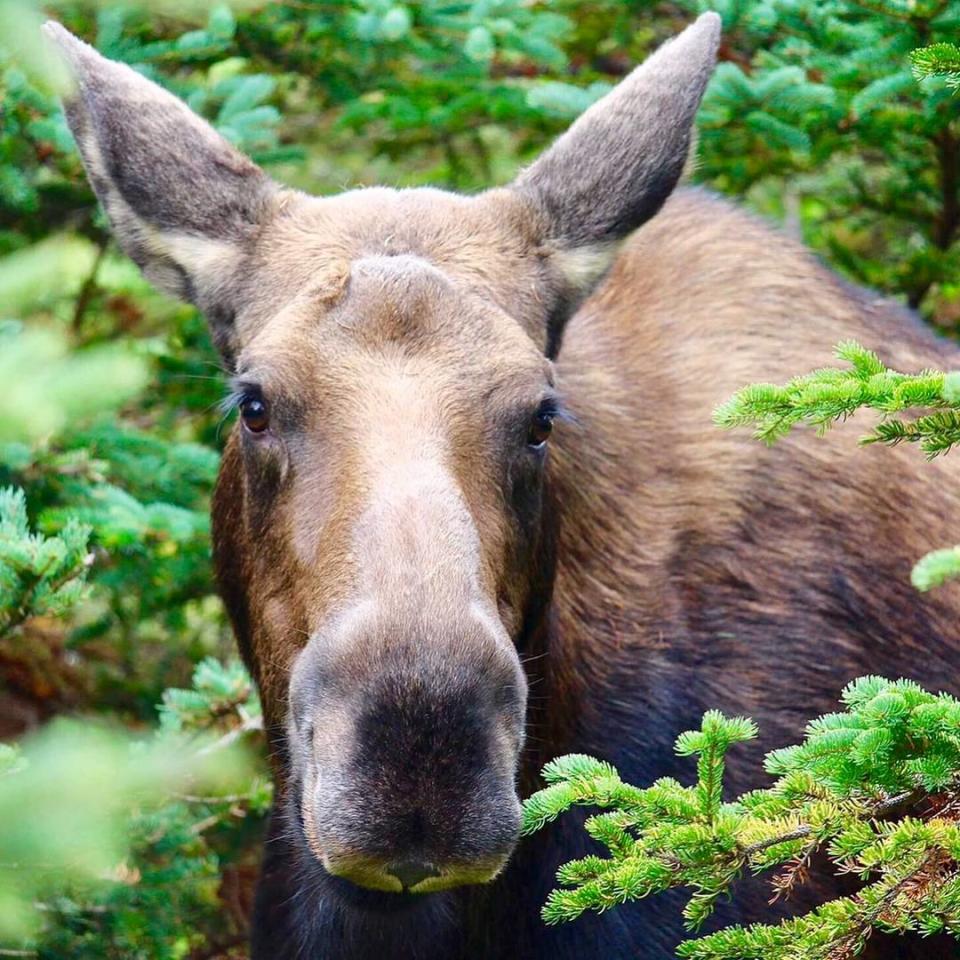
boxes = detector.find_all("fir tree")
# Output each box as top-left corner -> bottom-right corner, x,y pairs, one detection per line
912,43 -> 960,91
689,0 -> 960,321
0,656 -> 268,958
0,486 -> 92,641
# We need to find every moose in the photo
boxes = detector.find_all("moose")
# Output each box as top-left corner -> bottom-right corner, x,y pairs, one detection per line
46,13 -> 960,959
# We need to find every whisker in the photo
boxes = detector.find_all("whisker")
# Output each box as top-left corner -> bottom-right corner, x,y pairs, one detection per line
163,372 -> 227,383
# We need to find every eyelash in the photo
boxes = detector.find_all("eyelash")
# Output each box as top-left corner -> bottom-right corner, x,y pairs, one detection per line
538,396 -> 563,421
222,383 -> 272,435
526,394 -> 571,450
220,385 -> 257,415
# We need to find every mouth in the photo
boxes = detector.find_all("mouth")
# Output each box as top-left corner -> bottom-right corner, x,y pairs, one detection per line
321,855 -> 507,894
292,796 -> 509,903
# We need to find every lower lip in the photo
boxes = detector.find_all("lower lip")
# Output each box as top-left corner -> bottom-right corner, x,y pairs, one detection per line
321,873 -> 445,914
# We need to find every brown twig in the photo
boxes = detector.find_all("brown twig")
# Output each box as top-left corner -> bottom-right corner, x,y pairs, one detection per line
71,240 -> 108,335
741,789 -> 919,859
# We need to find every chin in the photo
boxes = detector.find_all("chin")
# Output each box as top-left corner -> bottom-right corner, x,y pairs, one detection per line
286,795 -> 461,919
286,842 -> 465,960
316,870 -> 448,916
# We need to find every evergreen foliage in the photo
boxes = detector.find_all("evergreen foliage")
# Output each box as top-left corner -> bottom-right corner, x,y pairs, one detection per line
523,678 -> 960,959
689,0 -> 960,320
714,341 -> 960,455
912,43 -> 960,91
0,656 -> 268,958
1,485 -> 92,639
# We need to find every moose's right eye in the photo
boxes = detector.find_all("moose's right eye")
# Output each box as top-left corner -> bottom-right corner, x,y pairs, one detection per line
240,395 -> 270,434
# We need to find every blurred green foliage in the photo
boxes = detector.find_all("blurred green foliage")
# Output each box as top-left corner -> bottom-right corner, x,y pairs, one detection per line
0,658 -> 266,959
692,0 -> 960,320
0,0 -> 957,955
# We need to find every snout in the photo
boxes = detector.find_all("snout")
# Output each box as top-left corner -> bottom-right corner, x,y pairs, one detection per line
315,770 -> 522,895
288,608 -> 527,896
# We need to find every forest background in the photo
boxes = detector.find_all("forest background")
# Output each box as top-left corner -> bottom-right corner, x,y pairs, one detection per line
1,0 -> 958,956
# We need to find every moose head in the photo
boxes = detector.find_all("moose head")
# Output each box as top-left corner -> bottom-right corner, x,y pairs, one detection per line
45,14 -> 720,898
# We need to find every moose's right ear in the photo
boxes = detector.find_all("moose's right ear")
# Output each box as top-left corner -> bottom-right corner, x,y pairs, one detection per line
43,21 -> 281,361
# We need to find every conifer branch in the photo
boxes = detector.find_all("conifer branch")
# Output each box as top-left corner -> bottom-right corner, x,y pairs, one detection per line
911,43 -> 960,90
523,678 -> 960,957
714,341 -> 959,456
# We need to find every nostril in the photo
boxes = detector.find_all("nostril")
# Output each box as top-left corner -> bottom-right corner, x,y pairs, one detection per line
387,859 -> 440,890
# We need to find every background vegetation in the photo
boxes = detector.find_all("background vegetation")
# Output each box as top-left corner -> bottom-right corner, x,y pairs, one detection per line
1,0 -> 958,956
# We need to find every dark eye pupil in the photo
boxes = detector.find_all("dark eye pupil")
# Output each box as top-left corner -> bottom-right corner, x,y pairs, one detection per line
528,411 -> 553,448
240,397 -> 269,433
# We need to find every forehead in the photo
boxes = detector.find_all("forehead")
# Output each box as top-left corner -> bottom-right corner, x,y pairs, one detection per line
238,249 -> 550,409
236,187 -> 550,400
236,185 -> 549,351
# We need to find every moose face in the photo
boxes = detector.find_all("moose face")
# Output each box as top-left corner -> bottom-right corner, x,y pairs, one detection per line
225,189 -> 560,892
45,14 -> 719,896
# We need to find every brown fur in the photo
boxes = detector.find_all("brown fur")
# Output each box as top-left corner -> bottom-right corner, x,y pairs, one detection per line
548,187 -> 960,772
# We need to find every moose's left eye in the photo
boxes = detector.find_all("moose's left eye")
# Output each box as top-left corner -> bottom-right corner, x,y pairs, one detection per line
527,406 -> 555,449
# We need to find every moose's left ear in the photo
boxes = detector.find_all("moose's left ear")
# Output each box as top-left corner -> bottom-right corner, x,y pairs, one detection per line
513,13 -> 720,328
42,21 -> 281,359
